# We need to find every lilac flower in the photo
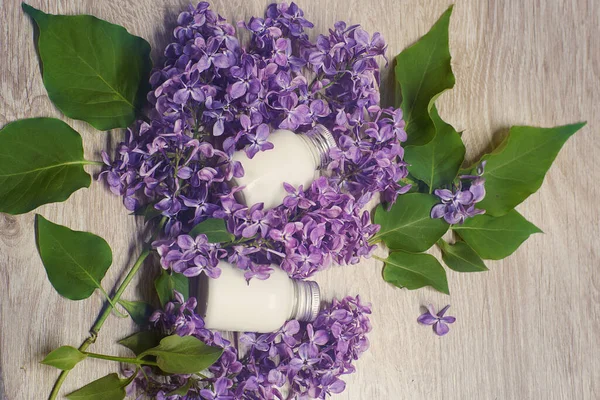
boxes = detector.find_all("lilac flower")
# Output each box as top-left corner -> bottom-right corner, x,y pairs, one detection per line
102,0 -> 409,244
153,232 -> 225,278
244,123 -> 274,159
199,377 -> 234,400
129,293 -> 372,400
280,320 -> 300,346
112,3 -> 393,395
431,162 -> 486,224
239,332 -> 271,352
418,304 -> 456,336
149,290 -> 206,337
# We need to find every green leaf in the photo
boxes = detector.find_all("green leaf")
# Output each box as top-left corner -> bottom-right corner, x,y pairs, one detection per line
452,210 -> 542,260
132,202 -> 162,223
35,215 -> 113,300
372,193 -> 448,252
118,331 -> 162,356
22,3 -> 152,130
395,5 -> 455,145
140,335 -> 223,375
41,346 -> 87,370
189,218 -> 233,243
404,104 -> 465,190
381,251 -> 449,294
155,270 -> 189,307
473,123 -> 586,216
66,373 -> 127,400
0,118 -> 91,215
438,239 -> 488,272
118,299 -> 154,326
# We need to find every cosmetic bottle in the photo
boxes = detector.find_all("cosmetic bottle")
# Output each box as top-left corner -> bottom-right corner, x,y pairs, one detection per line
231,125 -> 336,209
198,261 -> 320,333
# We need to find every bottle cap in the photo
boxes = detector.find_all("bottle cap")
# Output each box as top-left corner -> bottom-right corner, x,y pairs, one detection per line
310,125 -> 337,168
293,280 -> 321,322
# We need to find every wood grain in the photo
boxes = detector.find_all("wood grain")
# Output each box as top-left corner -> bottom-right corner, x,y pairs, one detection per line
1,0 -> 598,399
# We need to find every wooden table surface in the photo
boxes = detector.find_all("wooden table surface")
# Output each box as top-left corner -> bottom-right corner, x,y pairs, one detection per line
1,0 -> 598,399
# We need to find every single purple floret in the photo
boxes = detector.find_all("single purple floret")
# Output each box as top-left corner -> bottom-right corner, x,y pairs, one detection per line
417,304 -> 456,336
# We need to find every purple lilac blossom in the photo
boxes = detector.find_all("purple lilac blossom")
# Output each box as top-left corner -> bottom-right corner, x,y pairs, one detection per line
417,304 -> 456,336
155,177 -> 379,280
431,161 -> 487,224
130,292 -> 371,399
101,1 -> 408,236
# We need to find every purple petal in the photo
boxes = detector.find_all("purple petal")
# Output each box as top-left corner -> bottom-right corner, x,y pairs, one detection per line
456,190 -> 474,204
213,119 -> 225,136
441,316 -> 456,324
437,304 -> 451,317
433,321 -> 450,336
430,204 -> 446,219
434,189 -> 454,202
177,235 -> 195,250
284,320 -> 300,335
155,197 -> 173,212
255,124 -> 270,141
470,181 -> 486,202
177,166 -> 193,179
312,330 -> 329,345
173,88 -> 190,104
182,266 -> 203,277
329,379 -> 346,394
229,81 -> 247,99
417,312 -> 437,325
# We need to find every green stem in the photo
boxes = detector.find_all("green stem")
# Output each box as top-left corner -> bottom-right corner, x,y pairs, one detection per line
372,255 -> 386,263
83,352 -> 158,367
98,287 -> 128,318
83,160 -> 105,166
48,217 -> 167,400
368,236 -> 381,246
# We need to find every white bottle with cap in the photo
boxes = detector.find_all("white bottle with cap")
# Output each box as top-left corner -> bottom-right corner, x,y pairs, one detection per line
198,261 -> 321,333
231,125 -> 336,209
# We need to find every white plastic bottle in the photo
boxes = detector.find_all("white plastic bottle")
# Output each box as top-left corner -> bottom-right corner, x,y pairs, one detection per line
197,261 -> 320,333
230,125 -> 336,209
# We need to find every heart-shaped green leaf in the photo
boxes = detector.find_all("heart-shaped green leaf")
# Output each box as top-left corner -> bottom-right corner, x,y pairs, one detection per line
140,335 -> 223,374
438,239 -> 488,272
66,373 -> 127,400
472,123 -> 586,216
22,4 -> 152,130
155,270 -> 189,307
35,215 -> 112,300
382,251 -> 449,294
118,299 -> 154,326
0,118 -> 91,215
452,210 -> 542,260
372,193 -> 448,252
395,5 -> 455,146
189,218 -> 234,243
118,331 -> 162,356
41,346 -> 87,370
404,104 -> 465,191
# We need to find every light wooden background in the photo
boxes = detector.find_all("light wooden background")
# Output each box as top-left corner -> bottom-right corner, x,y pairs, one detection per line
0,0 -> 598,399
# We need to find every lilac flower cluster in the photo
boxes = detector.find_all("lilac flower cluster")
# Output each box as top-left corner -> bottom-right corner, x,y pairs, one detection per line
101,1 -> 409,239
153,230 -> 226,278
430,161 -> 486,224
130,292 -> 372,399
155,177 -> 379,280
328,106 -> 410,206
